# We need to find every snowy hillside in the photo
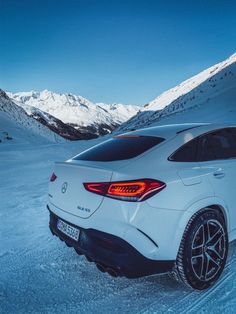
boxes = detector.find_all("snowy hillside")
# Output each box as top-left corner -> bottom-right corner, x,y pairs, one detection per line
8,90 -> 140,136
17,102 -> 99,140
117,53 -> 236,133
0,89 -> 64,144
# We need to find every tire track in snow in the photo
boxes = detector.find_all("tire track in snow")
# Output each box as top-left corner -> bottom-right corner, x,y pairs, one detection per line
170,245 -> 236,314
140,245 -> 236,314
72,271 -> 178,314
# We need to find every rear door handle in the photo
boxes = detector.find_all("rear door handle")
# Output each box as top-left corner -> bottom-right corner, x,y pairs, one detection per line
213,172 -> 225,179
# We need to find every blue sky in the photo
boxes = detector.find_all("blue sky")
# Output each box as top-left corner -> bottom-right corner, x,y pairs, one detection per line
0,0 -> 236,105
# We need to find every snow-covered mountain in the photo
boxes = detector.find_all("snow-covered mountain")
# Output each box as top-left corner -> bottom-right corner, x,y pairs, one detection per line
16,102 -> 99,140
0,89 -> 99,144
8,90 -> 140,137
0,89 -> 65,144
117,53 -> 236,133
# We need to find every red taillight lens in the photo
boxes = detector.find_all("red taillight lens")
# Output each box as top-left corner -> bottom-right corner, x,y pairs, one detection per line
84,179 -> 166,202
108,181 -> 146,197
50,172 -> 57,182
83,182 -> 109,194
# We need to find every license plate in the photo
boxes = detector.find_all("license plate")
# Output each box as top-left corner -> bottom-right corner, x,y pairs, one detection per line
57,219 -> 80,241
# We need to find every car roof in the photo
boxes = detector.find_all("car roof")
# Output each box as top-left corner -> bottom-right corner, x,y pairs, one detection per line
122,123 -> 236,139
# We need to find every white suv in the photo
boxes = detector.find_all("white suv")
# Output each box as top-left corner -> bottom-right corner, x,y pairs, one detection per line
48,123 -> 236,290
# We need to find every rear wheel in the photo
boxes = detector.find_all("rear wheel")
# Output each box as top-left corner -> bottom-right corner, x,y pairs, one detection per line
175,208 -> 228,290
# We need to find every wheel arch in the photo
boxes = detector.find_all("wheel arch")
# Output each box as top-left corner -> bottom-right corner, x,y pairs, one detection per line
172,197 -> 229,260
207,204 -> 228,227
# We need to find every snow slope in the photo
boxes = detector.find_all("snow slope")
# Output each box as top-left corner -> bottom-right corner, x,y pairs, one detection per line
8,90 -> 140,136
1,138 -> 236,314
117,53 -> 236,133
18,102 -> 100,140
0,89 -> 99,141
0,90 -> 63,144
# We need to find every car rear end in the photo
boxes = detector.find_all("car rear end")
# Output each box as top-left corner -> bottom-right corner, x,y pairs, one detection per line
47,129 -> 189,278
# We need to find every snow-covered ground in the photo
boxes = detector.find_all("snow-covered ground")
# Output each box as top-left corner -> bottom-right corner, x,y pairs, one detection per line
1,139 -> 236,314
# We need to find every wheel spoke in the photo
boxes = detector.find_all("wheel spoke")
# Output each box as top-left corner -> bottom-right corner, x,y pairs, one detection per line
200,253 -> 209,280
192,253 -> 204,260
206,251 -> 221,269
203,221 -> 210,243
208,228 -> 223,247
207,246 -> 224,260
192,244 -> 203,257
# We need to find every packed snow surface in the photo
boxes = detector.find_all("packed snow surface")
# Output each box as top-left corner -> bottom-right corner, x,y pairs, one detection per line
1,137 -> 236,314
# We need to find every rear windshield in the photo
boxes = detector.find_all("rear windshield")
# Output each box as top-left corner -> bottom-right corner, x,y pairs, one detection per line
73,136 -> 165,161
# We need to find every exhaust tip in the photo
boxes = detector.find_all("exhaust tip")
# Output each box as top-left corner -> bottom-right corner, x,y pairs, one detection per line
74,248 -> 82,255
65,242 -> 72,248
107,267 -> 118,277
96,263 -> 106,273
86,255 -> 93,262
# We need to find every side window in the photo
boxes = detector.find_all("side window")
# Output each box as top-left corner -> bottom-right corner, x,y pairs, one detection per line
169,138 -> 198,162
225,128 -> 236,157
198,129 -> 236,161
198,135 -> 215,161
169,128 -> 236,162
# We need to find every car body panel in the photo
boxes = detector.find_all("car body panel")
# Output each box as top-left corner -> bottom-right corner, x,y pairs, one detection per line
198,159 -> 236,233
49,162 -> 113,218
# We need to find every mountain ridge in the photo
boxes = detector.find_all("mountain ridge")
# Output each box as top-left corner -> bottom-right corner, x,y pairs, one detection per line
0,89 -> 64,144
8,90 -> 140,137
116,53 -> 236,133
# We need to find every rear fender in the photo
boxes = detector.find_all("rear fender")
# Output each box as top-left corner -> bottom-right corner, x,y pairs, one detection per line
172,197 -> 229,259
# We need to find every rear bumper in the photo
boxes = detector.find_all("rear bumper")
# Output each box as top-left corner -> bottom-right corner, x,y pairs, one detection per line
48,207 -> 175,278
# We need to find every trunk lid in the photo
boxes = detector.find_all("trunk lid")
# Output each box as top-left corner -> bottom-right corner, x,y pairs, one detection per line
49,161 -> 113,218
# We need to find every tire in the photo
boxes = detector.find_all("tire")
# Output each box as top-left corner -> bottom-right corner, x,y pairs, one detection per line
175,208 -> 228,290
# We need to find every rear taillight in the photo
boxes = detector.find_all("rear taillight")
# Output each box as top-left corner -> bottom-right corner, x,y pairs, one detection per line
84,179 -> 166,202
50,172 -> 57,182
